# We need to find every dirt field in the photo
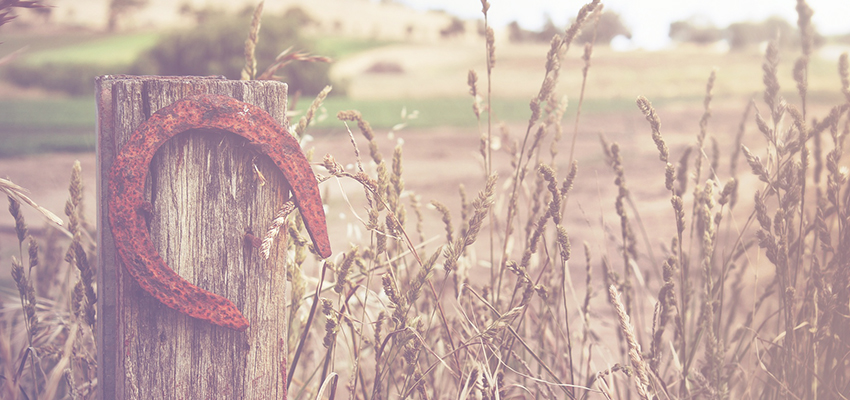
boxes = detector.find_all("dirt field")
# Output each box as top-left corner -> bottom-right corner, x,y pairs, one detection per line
0,99 -> 765,278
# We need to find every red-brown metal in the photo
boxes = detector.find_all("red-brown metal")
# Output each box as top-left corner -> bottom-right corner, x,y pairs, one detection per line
108,94 -> 331,331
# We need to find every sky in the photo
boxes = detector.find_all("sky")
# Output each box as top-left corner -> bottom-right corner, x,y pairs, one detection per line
395,0 -> 850,50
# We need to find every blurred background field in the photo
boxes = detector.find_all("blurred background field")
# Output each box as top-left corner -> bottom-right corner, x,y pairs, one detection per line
0,0 -> 848,155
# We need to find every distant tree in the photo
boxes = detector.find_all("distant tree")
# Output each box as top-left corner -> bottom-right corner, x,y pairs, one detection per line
130,11 -> 335,95
726,22 -> 759,49
507,21 -> 533,42
506,12 -> 631,46
440,16 -> 465,38
669,15 -> 825,51
535,16 -> 561,42
728,17 -> 789,49
725,16 -> 820,50
575,11 -> 631,45
669,18 -> 724,44
506,15 -> 561,43
281,6 -> 316,28
107,0 -> 148,32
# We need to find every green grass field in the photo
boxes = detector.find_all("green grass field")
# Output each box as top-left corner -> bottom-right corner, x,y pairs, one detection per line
0,96 -> 545,157
0,128 -> 95,157
0,98 -> 94,127
289,95 -> 644,129
313,37 -> 395,59
0,89 -> 835,157
0,98 -> 97,156
0,93 -> 675,157
23,32 -> 161,66
1,32 -> 161,66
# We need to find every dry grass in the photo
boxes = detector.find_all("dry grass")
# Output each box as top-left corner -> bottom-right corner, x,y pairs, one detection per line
2,160 -> 96,399
2,0 -> 850,398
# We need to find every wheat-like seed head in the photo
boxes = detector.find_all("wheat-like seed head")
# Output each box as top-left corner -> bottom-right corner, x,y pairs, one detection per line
8,195 -> 27,244
338,110 -> 382,169
72,242 -> 96,326
261,201 -> 296,259
839,53 -> 850,103
467,70 -> 481,119
742,145 -> 771,183
334,247 -> 357,294
671,195 -> 686,234
2,179 -> 63,228
794,57 -> 808,105
485,26 -> 495,71
650,256 -> 677,371
294,85 -> 332,138
409,194 -> 425,244
12,254 -> 39,338
564,0 -> 601,45
240,1 -> 263,80
718,178 -> 737,206
431,200 -> 453,243
796,0 -> 814,57
321,298 -> 339,349
609,285 -> 652,400
674,147 -> 691,197
556,225 -> 570,263
479,0 -> 489,14
754,190 -> 771,231
664,163 -> 676,191
763,40 -> 784,123
636,96 -> 668,162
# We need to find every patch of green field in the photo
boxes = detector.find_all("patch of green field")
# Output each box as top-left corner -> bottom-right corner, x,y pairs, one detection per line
0,98 -> 95,128
0,128 -> 95,157
0,98 -> 97,157
0,95 -> 644,156
313,37 -> 395,58
0,32 -> 101,59
20,32 -> 161,66
291,96 -> 640,130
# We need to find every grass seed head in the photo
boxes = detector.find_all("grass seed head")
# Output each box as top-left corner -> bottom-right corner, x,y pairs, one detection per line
796,0 -> 815,56
636,96 -> 668,162
8,195 -> 27,244
240,0 -> 263,81
665,162 -> 676,191
840,53 -> 850,103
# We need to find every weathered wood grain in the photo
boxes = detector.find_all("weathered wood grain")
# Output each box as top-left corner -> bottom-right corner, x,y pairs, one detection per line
97,76 -> 291,399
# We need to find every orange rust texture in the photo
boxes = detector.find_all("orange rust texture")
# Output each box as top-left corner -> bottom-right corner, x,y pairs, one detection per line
108,94 -> 332,331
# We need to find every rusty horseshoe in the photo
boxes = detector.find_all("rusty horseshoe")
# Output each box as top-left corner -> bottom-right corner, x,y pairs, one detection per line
108,94 -> 332,331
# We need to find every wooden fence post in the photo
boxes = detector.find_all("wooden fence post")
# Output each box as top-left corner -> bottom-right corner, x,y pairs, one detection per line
96,76 -> 291,399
